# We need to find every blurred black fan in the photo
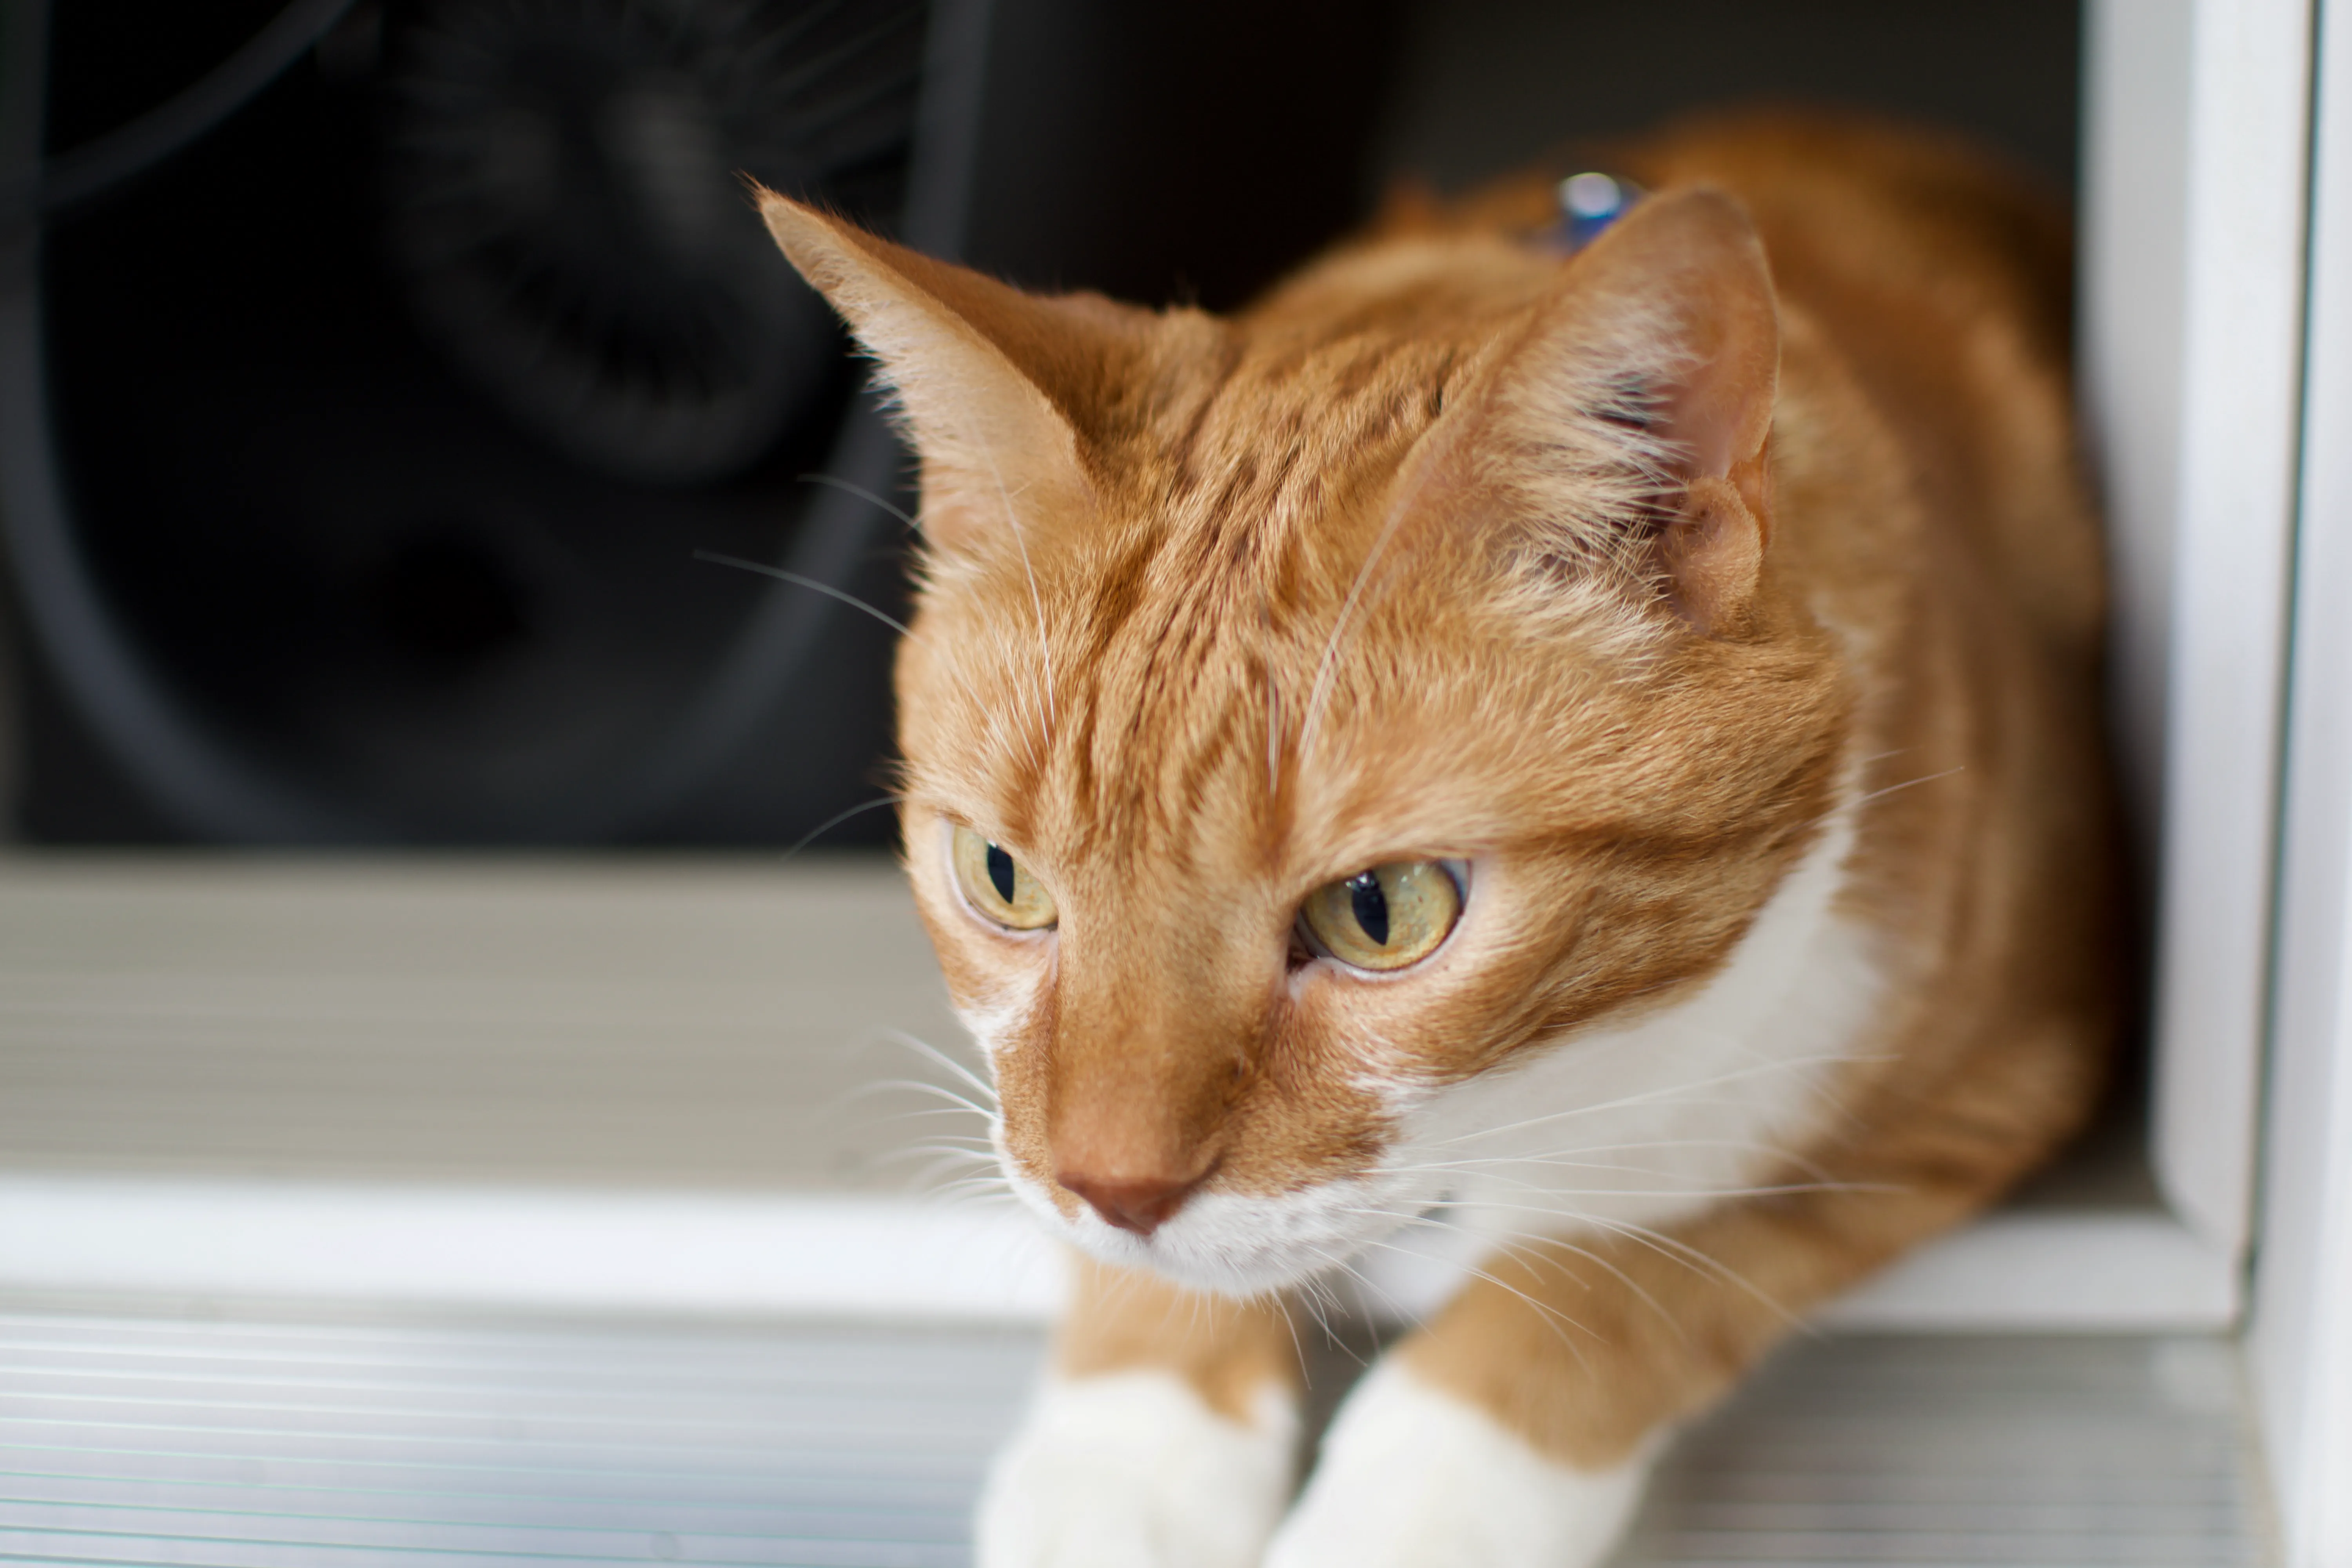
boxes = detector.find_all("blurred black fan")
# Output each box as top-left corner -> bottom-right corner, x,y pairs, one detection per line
383,0 -> 920,483
2,0 -> 935,843
0,0 -> 1401,844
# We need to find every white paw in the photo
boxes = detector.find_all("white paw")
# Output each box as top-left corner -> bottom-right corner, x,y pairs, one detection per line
975,1370 -> 1299,1568
1265,1361 -> 1652,1568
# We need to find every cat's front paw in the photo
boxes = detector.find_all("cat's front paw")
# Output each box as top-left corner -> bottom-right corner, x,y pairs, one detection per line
1264,1361 -> 1651,1568
976,1370 -> 1298,1568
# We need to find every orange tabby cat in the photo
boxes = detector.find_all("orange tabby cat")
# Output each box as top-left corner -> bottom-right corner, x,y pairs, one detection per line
760,109 -> 2117,1568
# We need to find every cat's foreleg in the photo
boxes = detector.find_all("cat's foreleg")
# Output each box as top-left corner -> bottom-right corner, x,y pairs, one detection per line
1265,1184 -> 1971,1568
1263,1351 -> 1655,1568
976,1255 -> 1302,1568
1258,1261 -> 1661,1568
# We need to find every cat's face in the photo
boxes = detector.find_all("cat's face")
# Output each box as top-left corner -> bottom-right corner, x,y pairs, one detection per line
765,189 -> 1849,1295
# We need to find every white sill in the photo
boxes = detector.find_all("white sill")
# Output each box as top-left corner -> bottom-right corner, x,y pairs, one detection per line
0,1173 -> 2239,1332
0,853 -> 2239,1332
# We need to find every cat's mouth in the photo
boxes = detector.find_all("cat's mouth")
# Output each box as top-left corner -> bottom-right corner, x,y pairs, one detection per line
1003,1155 -> 1437,1298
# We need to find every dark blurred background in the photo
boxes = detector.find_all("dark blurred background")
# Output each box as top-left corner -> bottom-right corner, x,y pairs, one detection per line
0,0 -> 2079,846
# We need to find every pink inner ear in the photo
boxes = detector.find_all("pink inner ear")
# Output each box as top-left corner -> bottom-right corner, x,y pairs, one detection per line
1653,264 -> 1779,485
1568,189 -> 1781,485
1668,322 -> 1775,481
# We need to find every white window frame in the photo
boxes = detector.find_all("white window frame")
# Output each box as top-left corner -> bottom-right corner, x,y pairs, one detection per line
2091,2 -> 2352,1557
2081,0 -> 2312,1299
2250,4 -> 2352,1562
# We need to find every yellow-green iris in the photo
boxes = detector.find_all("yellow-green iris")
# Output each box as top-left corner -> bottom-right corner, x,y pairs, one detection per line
951,825 -> 1057,930
1299,860 -> 1462,971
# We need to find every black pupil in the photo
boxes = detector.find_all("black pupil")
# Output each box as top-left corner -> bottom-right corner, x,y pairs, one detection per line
986,843 -> 1019,904
1348,870 -> 1390,946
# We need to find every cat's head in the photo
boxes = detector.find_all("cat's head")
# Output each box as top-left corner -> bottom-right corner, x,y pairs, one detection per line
763,187 -> 1851,1296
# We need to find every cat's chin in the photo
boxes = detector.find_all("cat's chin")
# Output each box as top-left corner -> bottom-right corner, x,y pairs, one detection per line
1087,1240 -> 1313,1299
1005,1165 -> 1434,1299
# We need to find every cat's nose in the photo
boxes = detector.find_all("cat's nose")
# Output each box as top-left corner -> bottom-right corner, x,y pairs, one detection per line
1058,1166 -> 1211,1237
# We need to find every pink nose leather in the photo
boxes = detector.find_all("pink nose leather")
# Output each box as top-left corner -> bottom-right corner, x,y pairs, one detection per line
1058,1169 -> 1209,1236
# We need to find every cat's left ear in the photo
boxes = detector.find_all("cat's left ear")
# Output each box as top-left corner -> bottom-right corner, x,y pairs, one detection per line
756,189 -> 1168,556
1477,187 -> 1780,636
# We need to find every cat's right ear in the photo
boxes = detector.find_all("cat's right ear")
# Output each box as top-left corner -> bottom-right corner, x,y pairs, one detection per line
1465,187 -> 1781,637
757,190 -> 1157,554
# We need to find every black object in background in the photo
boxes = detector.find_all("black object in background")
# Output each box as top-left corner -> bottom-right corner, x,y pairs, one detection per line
8,0 -> 931,844
1373,0 -> 2080,196
2,0 -> 2074,846
1,0 -> 1402,843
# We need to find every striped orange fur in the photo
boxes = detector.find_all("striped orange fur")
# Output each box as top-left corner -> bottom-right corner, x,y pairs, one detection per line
762,109 -> 2118,1568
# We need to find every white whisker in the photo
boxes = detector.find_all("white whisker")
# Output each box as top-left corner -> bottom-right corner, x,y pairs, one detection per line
1851,763 -> 1965,809
799,470 -> 920,529
1569,1214 -> 1808,1333
692,550 -> 913,637
852,1076 -> 996,1117
1298,491 -> 1413,762
873,1028 -> 1000,1106
1343,1232 -> 1597,1367
1415,1052 -> 1862,1149
978,446 -> 1056,735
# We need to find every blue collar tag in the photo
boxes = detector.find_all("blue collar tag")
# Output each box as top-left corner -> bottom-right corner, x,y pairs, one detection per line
1547,171 -> 1642,253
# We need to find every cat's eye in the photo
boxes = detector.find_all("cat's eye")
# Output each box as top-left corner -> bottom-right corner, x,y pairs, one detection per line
1298,860 -> 1463,972
950,825 -> 1058,931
